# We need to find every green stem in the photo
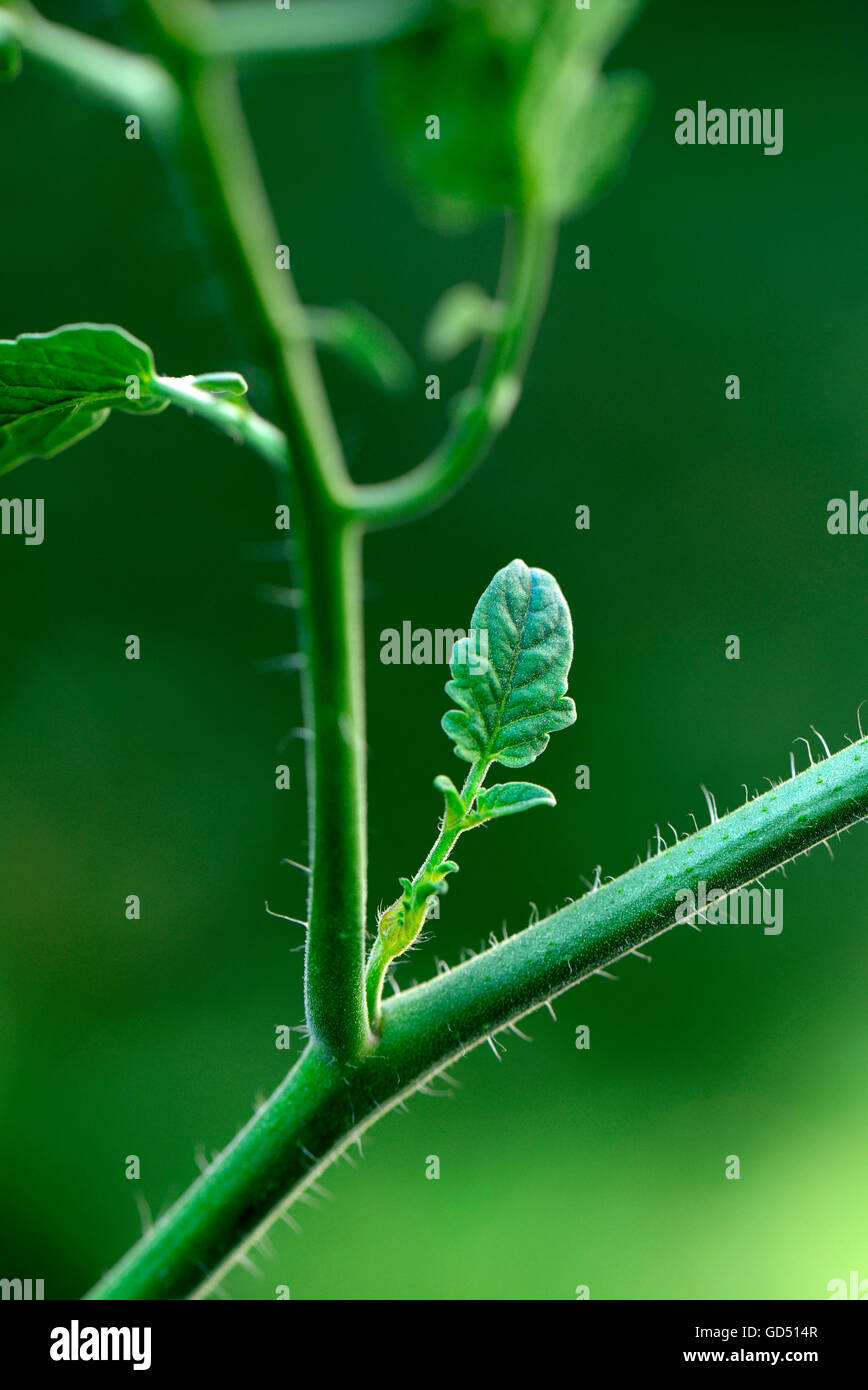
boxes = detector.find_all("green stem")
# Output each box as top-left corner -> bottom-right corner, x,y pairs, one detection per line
4,5 -> 554,1062
133,0 -> 371,1059
352,206 -> 557,528
411,761 -> 489,889
87,736 -> 868,1299
364,760 -> 489,1025
364,935 -> 393,1026
154,375 -> 289,470
419,763 -> 486,878
15,0 -> 866,1310
300,514 -> 371,1054
205,0 -> 440,65
2,2 -> 181,135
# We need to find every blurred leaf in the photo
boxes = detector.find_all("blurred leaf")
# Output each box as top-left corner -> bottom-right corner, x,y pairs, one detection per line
0,12 -> 21,83
424,283 -> 507,359
376,0 -> 648,230
0,40 -> 21,84
307,302 -> 414,393
0,324 -> 168,475
376,2 -> 527,230
442,558 -> 576,768
521,64 -> 651,218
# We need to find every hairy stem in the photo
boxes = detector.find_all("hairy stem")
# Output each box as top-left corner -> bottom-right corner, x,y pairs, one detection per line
134,0 -> 372,1059
4,0 -> 375,1057
365,761 -> 490,1024
87,737 -> 868,1299
11,0 -> 864,1310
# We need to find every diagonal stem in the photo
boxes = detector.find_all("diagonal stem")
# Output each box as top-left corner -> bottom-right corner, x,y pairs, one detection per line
85,735 -> 868,1299
153,375 -> 289,470
12,0 -> 866,1309
1,1 -> 180,132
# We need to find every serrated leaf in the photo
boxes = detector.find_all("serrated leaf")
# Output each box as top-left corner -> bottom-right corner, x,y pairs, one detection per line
0,324 -> 167,475
424,283 -> 507,360
375,0 -> 647,230
442,558 -> 576,769
468,781 -> 555,824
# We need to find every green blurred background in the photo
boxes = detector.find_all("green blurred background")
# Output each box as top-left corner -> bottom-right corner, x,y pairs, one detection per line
1,0 -> 866,1300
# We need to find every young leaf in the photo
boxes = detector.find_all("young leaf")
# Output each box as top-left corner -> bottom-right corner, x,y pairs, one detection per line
442,558 -> 576,769
433,771 -> 555,828
375,0 -> 648,230
424,283 -> 507,360
467,781 -> 555,824
0,324 -> 167,475
369,560 -> 575,1026
433,773 -> 467,830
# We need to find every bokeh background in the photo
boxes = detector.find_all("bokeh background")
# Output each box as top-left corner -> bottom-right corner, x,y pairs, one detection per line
1,0 -> 866,1300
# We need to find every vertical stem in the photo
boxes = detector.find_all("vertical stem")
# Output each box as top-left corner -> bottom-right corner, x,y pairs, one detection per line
300,514 -> 371,1054
86,735 -> 868,1299
133,0 -> 372,1057
189,66 -> 372,1058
